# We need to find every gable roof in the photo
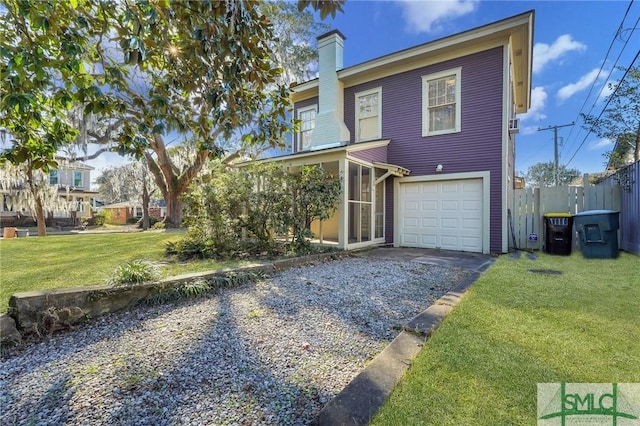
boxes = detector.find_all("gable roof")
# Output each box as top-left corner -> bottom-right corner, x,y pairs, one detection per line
292,10 -> 534,114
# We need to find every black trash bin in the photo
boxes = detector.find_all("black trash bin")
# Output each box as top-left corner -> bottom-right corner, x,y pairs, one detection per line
573,210 -> 620,259
543,213 -> 573,255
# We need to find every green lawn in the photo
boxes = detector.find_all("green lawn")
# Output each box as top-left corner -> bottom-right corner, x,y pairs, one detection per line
373,251 -> 640,425
0,232 -> 250,313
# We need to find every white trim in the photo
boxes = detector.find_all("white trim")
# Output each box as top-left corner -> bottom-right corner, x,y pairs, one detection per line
393,171 -> 491,254
346,139 -> 390,152
501,45 -> 510,253
354,86 -> 382,142
73,170 -> 83,188
296,104 -> 317,153
422,67 -> 462,137
292,12 -> 533,112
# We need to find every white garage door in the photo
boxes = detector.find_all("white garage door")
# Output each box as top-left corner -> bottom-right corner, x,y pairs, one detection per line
399,179 -> 483,252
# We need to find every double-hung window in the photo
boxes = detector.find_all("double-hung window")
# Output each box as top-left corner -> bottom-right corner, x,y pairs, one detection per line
73,171 -> 83,187
422,67 -> 461,136
355,87 -> 381,142
49,170 -> 59,185
297,105 -> 316,152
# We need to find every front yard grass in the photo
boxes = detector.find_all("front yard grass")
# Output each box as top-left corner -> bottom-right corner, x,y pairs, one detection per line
0,232 -> 251,313
372,251 -> 640,425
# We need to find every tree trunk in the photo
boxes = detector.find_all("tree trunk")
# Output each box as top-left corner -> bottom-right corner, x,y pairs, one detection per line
26,165 -> 47,237
142,179 -> 150,231
34,195 -> 47,237
145,133 -> 217,227
165,190 -> 183,227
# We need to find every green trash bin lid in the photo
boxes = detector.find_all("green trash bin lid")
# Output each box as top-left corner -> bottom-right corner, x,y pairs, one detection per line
544,212 -> 573,217
573,210 -> 619,216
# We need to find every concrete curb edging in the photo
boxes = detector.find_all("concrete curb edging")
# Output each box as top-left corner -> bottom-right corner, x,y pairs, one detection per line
311,271 -> 482,425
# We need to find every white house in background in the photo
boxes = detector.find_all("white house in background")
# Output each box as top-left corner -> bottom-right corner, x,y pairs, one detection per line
0,160 -> 100,227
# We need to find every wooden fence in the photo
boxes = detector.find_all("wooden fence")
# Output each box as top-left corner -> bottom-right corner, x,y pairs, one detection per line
511,178 -> 622,252
593,160 -> 640,254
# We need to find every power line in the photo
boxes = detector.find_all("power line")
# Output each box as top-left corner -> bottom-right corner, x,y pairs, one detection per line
560,0 -> 637,159
565,48 -> 640,167
538,122 -> 574,186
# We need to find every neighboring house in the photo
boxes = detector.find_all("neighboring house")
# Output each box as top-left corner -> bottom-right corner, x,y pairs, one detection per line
258,11 -> 534,254
101,201 -> 166,225
0,160 -> 100,227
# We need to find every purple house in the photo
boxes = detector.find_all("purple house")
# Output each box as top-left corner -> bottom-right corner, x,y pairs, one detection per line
263,11 -> 534,254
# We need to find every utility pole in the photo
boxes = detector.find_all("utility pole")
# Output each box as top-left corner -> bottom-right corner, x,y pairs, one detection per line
538,122 -> 574,186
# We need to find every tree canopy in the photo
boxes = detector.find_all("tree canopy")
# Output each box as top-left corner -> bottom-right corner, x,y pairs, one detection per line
1,0 -> 341,226
526,161 -> 581,188
581,66 -> 640,168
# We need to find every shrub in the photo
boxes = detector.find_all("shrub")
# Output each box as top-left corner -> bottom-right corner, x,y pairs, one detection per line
109,260 -> 160,285
136,216 -> 159,228
127,216 -> 140,224
176,163 -> 341,259
91,211 -> 108,226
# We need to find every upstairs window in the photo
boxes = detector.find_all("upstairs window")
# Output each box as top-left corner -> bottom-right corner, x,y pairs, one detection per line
297,105 -> 316,152
422,67 -> 461,136
49,170 -> 59,185
355,87 -> 381,142
73,171 -> 83,187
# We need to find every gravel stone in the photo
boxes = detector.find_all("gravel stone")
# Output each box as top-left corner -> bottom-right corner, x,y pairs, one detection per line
0,257 -> 468,425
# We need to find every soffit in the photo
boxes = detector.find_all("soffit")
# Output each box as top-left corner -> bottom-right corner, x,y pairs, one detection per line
292,11 -> 534,113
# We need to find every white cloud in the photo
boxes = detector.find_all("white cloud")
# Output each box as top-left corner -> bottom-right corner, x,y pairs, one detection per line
397,0 -> 479,33
557,68 -> 605,102
588,138 -> 613,151
533,34 -> 586,74
517,86 -> 547,122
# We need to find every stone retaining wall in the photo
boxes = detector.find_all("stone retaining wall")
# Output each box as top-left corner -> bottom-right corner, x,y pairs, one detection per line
1,252 -> 348,346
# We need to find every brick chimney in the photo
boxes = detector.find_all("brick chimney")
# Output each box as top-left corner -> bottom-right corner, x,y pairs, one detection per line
312,30 -> 350,148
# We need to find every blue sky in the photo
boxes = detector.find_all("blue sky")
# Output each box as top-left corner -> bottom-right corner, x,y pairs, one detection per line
86,0 -> 639,178
320,0 -> 640,176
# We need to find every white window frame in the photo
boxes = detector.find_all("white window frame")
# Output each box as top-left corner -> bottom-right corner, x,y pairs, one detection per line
49,170 -> 59,185
73,171 -> 83,187
355,87 -> 382,142
297,105 -> 317,152
422,67 -> 461,137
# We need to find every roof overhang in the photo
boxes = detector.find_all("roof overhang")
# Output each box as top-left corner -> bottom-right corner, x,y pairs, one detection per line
292,11 -> 534,113
240,139 -> 391,165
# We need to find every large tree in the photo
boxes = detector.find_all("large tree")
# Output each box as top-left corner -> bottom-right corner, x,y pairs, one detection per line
582,66 -> 640,168
1,0 -> 343,228
526,161 -> 581,188
0,160 -> 71,236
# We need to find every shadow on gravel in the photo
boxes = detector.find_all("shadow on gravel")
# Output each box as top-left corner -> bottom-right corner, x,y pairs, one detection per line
3,304 -> 177,368
254,259 -> 469,341
3,374 -> 75,425
103,290 -> 325,425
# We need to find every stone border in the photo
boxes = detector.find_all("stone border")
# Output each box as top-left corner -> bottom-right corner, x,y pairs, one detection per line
0,251 -> 349,345
311,271 -> 482,425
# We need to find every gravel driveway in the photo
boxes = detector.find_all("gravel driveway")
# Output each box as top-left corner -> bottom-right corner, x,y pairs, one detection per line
0,257 -> 469,425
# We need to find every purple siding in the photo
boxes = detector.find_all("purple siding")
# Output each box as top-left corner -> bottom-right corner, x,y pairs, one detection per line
345,47 -> 505,252
349,146 -> 388,163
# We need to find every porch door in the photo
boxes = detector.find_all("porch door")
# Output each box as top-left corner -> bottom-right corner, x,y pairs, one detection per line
348,162 -> 371,243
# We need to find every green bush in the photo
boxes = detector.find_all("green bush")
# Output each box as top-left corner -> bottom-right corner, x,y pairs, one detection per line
176,163 -> 341,260
109,260 -> 160,285
127,216 -> 139,224
137,216 -> 159,228
92,211 -> 108,226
